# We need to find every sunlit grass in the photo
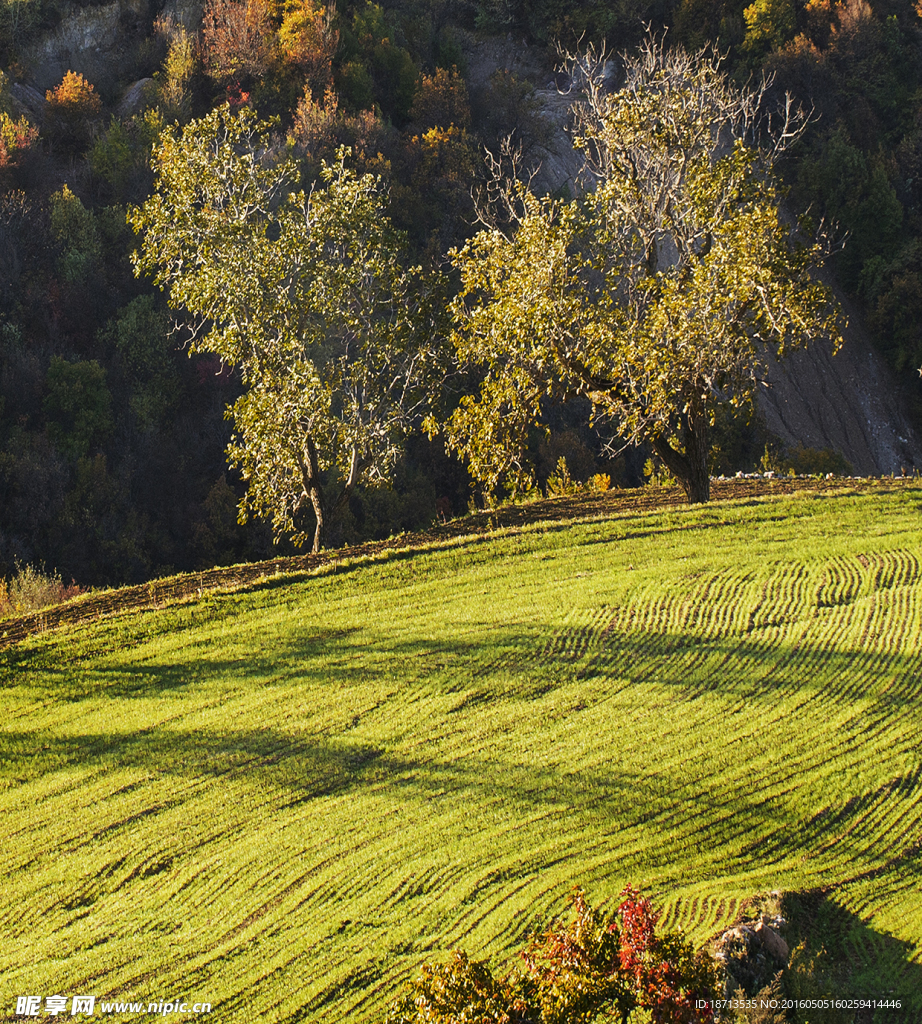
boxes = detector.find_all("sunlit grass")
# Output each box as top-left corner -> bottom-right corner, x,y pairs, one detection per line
2,485 -> 922,1022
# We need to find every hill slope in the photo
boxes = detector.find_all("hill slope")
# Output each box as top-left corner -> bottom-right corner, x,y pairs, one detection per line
2,485 -> 922,1023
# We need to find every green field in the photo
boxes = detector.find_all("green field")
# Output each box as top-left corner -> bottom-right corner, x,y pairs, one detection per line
2,484 -> 922,1023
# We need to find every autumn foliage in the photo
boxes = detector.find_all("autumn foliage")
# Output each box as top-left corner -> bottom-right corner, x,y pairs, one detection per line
200,0 -> 338,96
384,887 -> 719,1024
44,71 -> 102,150
409,67 -> 471,131
278,0 -> 338,94
616,887 -> 719,1023
0,111 -> 38,170
201,0 -> 276,86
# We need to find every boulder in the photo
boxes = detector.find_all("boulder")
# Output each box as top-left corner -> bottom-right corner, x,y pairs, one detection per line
117,78 -> 154,118
10,83 -> 46,122
714,913 -> 789,997
755,919 -> 790,962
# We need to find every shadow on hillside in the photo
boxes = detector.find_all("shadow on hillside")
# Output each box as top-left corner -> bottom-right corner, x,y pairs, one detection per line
775,888 -> 922,1021
5,610 -> 921,909
6,606 -> 922,718
2,698 -> 920,884
4,623 -> 922,1016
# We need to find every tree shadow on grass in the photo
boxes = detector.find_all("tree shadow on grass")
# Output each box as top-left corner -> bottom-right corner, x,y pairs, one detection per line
0,717 -> 894,917
2,689 -> 919,878
4,613 -> 921,922
0,725 -> 391,803
3,685 -> 922,1014
0,621 -> 366,699
5,602 -> 922,729
776,887 -> 922,1020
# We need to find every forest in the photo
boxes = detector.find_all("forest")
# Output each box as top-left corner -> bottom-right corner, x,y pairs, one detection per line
2,0 -> 921,592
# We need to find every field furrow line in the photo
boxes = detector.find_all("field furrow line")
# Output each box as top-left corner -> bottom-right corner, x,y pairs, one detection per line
684,894 -> 739,935
865,581 -> 922,659
539,606 -> 615,665
747,563 -> 811,633
681,571 -> 755,637
815,554 -> 863,610
873,547 -> 921,593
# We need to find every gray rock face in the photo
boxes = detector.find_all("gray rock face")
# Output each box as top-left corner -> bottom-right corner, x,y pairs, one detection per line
10,83 -> 46,122
159,0 -> 204,31
20,0 -> 149,93
757,317 -> 922,475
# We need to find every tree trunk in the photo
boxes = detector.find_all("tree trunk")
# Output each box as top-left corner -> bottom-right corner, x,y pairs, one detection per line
651,408 -> 710,504
329,446 -> 365,521
308,481 -> 324,553
682,405 -> 711,503
300,434 -> 324,553
303,444 -> 367,553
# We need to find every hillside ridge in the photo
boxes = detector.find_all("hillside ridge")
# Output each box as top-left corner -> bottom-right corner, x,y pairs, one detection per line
3,481 -> 921,1021
2,475 -> 915,652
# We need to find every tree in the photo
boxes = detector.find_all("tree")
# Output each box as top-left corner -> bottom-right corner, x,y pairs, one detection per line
130,105 -> 438,552
278,0 -> 338,96
44,71 -> 102,152
743,0 -> 797,57
43,357 -> 113,461
0,109 -> 38,175
200,0 -> 277,88
384,886 -> 718,1024
443,36 -> 844,503
49,185 -> 101,285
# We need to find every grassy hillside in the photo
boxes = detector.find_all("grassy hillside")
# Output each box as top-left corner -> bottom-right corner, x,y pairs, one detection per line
2,483 -> 922,1023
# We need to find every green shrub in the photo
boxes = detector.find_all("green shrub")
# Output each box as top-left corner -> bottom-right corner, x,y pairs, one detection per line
385,949 -> 531,1024
89,118 -> 157,202
49,185 -> 102,284
336,3 -> 419,122
157,17 -> 197,118
546,455 -> 579,496
762,442 -> 852,477
43,356 -> 113,460
644,455 -> 677,487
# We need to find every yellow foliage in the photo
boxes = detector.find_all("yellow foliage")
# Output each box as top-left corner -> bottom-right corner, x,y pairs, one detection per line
45,70 -> 101,115
278,0 -> 338,92
44,71 -> 102,150
0,110 -> 38,168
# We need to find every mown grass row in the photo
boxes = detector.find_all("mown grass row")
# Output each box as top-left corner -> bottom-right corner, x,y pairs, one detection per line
1,484 -> 921,1023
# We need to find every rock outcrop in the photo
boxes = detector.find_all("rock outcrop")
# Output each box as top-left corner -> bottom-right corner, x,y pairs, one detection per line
714,913 -> 790,997
20,0 -> 149,93
10,83 -> 46,122
117,77 -> 154,118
